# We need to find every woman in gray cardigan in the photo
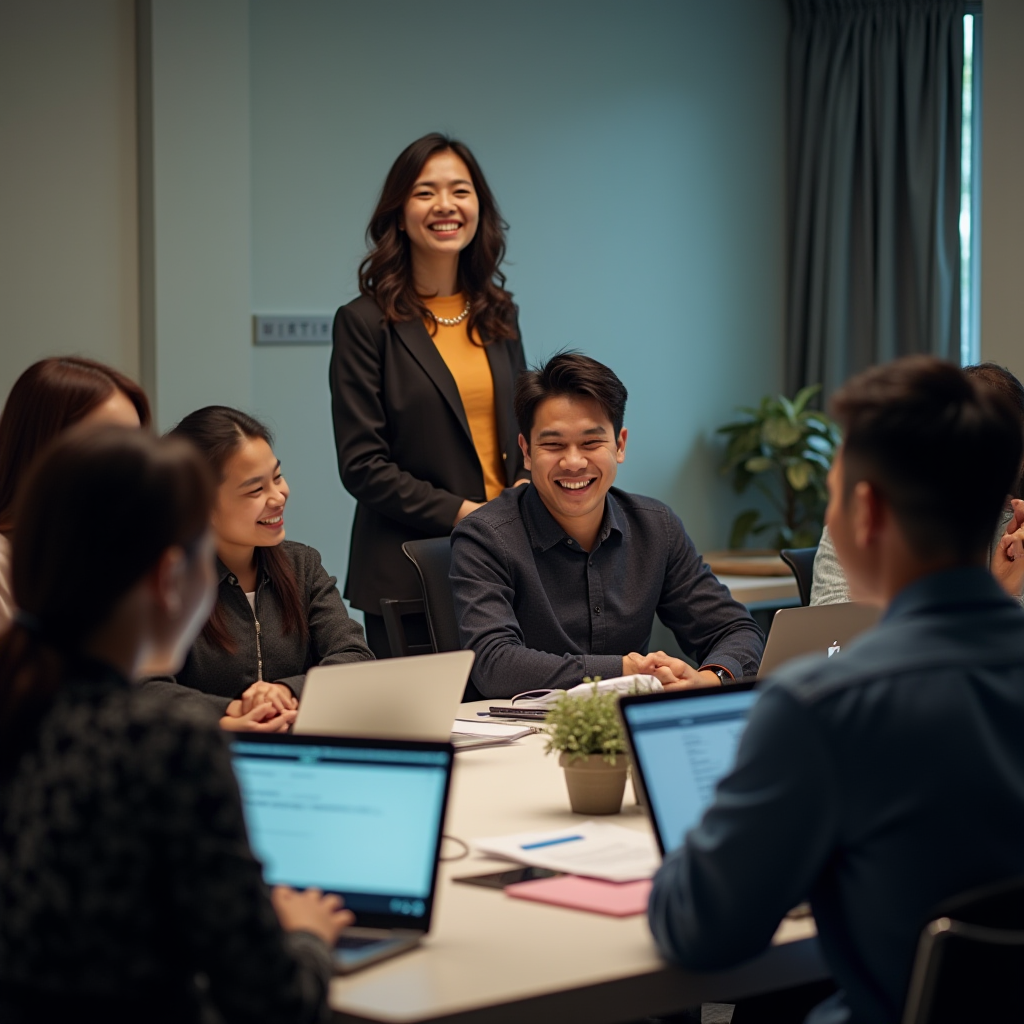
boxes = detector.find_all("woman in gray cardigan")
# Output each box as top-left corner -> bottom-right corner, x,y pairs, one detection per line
156,406 -> 373,731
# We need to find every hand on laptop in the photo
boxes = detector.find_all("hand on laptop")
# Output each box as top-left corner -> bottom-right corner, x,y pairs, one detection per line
219,701 -> 297,733
624,651 -> 722,689
271,886 -> 354,946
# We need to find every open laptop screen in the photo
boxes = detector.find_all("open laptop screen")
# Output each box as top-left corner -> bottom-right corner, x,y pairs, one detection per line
231,735 -> 452,929
620,685 -> 758,854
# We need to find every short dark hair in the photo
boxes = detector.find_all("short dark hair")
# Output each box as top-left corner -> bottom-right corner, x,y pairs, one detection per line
831,355 -> 1024,561
965,362 -> 1024,498
514,352 -> 628,442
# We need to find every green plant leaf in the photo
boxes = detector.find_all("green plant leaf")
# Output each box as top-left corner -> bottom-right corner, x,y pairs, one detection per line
728,509 -> 761,549
762,417 -> 803,448
779,396 -> 798,424
786,460 -> 813,492
543,690 -> 627,764
744,455 -> 774,474
804,433 -> 835,454
791,383 -> 822,416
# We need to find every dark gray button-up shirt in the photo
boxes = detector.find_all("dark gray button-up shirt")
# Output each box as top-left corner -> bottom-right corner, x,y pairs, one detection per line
649,566 -> 1024,1024
449,484 -> 764,698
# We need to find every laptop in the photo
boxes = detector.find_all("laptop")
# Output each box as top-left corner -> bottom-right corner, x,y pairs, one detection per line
293,650 -> 474,741
757,602 -> 881,677
619,683 -> 759,854
231,732 -> 454,973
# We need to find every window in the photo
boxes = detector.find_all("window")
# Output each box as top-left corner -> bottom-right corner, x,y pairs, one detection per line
960,5 -> 982,366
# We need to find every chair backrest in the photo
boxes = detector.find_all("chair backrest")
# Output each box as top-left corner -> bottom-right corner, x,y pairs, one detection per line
403,538 -> 462,653
403,537 -> 483,702
379,598 -> 433,658
902,874 -> 1024,1024
779,546 -> 818,607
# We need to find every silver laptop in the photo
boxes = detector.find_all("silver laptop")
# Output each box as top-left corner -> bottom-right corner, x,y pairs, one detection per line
758,602 -> 881,677
231,732 -> 453,973
293,650 -> 474,741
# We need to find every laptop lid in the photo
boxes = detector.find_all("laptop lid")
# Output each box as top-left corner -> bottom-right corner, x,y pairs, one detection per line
619,683 -> 758,855
292,650 -> 475,740
230,732 -> 454,932
757,602 -> 880,678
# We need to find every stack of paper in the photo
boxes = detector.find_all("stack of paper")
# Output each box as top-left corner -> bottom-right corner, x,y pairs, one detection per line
450,719 -> 535,750
473,822 -> 660,882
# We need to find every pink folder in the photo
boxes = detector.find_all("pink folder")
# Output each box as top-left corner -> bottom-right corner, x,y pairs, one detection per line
504,875 -> 653,917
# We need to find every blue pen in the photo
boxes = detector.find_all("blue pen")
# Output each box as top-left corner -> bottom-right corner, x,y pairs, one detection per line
521,834 -> 585,850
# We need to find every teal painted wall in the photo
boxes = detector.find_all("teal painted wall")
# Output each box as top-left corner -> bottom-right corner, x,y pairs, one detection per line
247,0 -> 788,615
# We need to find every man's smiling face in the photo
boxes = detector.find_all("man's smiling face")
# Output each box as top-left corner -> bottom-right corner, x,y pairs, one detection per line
519,395 -> 627,528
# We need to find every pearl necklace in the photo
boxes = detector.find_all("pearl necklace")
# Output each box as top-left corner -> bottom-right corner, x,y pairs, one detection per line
432,300 -> 471,327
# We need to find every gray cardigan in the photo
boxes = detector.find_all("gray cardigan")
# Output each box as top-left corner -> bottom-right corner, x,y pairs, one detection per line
145,540 -> 373,715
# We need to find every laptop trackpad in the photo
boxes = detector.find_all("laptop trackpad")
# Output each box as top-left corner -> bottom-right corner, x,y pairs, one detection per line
334,927 -> 422,974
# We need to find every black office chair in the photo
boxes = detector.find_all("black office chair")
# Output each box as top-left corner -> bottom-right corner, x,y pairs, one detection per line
902,874 -> 1024,1024
780,546 -> 818,607
379,598 -> 433,658
402,537 -> 483,702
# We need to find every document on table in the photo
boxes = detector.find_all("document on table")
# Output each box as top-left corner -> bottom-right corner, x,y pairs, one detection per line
451,720 -> 534,741
473,822 -> 660,882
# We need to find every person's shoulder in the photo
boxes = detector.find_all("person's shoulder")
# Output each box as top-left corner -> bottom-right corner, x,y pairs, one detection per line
454,487 -> 526,538
609,488 -> 675,517
278,539 -> 320,567
335,294 -> 386,335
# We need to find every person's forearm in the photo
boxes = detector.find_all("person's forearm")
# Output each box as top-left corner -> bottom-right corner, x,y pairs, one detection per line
471,639 -> 623,698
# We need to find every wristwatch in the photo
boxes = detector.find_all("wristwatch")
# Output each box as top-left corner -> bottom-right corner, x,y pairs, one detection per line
710,667 -> 729,685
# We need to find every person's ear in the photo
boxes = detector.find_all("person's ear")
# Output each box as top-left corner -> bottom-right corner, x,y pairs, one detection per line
850,481 -> 884,550
518,433 -> 531,472
615,428 -> 627,464
150,546 -> 187,620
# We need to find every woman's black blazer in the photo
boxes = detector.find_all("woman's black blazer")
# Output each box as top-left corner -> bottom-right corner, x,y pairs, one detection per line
330,294 -> 528,613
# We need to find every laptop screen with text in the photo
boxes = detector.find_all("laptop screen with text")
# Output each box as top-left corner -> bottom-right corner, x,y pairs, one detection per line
231,736 -> 452,928
621,686 -> 758,854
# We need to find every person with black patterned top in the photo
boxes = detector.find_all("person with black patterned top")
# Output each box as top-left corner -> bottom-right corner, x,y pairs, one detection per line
0,427 -> 350,1023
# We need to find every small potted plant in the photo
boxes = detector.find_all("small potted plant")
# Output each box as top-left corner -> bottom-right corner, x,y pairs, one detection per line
544,683 -> 629,815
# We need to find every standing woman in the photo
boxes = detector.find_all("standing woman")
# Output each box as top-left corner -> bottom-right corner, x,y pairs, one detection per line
331,133 -> 529,657
0,356 -> 150,631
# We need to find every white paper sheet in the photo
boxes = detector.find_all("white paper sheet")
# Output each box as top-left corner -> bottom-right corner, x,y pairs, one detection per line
472,822 -> 660,882
451,720 -> 534,740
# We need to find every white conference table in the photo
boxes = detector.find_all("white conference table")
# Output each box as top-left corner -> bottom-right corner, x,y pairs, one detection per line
329,702 -> 827,1023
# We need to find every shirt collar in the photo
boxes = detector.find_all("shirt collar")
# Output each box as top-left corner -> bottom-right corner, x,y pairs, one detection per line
216,553 -> 267,587
883,564 -> 1013,624
521,484 -> 629,552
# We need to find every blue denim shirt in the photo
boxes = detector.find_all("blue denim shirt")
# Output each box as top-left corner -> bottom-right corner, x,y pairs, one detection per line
450,484 -> 764,698
648,565 -> 1024,1024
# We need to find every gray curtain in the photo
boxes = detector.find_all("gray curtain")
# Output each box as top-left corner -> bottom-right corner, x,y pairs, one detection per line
786,0 -> 964,398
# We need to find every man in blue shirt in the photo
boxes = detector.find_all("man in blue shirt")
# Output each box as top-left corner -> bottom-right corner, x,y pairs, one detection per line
649,356 -> 1024,1024
449,353 -> 764,699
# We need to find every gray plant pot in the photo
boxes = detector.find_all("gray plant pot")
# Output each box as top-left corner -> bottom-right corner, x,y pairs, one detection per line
559,753 -> 629,815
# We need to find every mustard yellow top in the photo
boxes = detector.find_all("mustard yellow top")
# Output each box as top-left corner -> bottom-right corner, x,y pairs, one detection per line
422,294 -> 505,501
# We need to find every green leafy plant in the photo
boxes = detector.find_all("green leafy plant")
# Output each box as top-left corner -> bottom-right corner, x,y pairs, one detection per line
717,384 -> 842,550
543,687 -> 627,766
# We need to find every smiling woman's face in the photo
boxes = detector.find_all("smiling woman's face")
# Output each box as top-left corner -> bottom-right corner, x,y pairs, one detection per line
210,436 -> 289,551
400,150 -> 480,265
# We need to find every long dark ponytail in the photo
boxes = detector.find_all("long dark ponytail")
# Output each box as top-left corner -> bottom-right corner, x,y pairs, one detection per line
0,427 -> 213,779
169,406 -> 307,651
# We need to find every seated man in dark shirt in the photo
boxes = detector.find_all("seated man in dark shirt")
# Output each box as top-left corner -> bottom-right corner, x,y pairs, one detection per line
449,352 -> 764,699
648,356 -> 1024,1024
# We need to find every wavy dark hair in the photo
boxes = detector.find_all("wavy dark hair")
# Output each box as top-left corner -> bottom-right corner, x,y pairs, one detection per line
0,356 -> 151,531
358,133 -> 517,345
169,406 -> 306,653
0,427 -> 212,778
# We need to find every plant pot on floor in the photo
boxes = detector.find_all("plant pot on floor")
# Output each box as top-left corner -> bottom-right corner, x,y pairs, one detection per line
559,753 -> 629,815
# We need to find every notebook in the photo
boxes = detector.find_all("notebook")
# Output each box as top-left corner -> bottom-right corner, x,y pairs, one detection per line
757,602 -> 880,677
505,875 -> 653,917
292,650 -> 475,743
618,683 -> 758,855
231,732 -> 453,973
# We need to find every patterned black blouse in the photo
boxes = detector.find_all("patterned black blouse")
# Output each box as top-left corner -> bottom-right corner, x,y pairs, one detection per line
0,661 -> 332,1023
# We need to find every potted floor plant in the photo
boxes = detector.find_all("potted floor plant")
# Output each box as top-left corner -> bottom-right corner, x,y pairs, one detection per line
544,684 -> 629,815
717,384 -> 841,549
